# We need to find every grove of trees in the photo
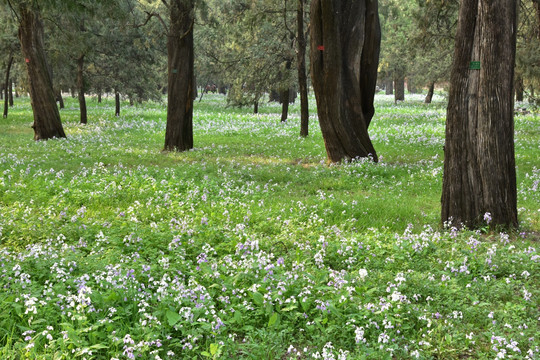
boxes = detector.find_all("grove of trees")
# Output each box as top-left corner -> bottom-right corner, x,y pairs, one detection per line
2,0 -> 539,229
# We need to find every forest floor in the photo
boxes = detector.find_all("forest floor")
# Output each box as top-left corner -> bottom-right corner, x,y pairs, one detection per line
0,93 -> 538,359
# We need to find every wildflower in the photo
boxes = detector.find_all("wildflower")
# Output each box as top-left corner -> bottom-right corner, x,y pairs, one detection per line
484,212 -> 492,224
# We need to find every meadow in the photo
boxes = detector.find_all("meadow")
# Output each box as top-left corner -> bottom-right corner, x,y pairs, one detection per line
0,93 -> 538,359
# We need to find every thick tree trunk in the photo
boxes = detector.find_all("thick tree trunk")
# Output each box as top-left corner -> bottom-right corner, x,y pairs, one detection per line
164,0 -> 194,152
97,92 -> 102,103
425,81 -> 435,104
18,6 -> 65,140
77,55 -> 87,124
9,80 -> 13,106
253,101 -> 259,114
297,0 -> 309,137
115,91 -> 120,117
441,0 -> 518,229
280,87 -> 290,122
394,74 -> 405,102
310,0 -> 381,163
3,54 -> 13,118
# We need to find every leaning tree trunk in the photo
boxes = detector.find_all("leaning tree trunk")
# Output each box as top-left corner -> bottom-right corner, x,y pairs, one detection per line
441,0 -> 518,229
310,0 -> 381,163
425,81 -> 435,104
18,5 -> 65,140
8,80 -> 13,106
3,54 -> 13,118
164,0 -> 194,152
77,54 -> 87,124
297,0 -> 309,137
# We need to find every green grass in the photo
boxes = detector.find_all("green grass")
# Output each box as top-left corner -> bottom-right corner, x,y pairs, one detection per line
0,93 -> 538,359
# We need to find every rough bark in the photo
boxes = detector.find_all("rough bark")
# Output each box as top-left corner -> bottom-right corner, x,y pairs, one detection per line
3,54 -> 13,118
441,0 -> 518,229
18,5 -> 65,140
425,81 -> 435,104
394,73 -> 405,102
310,0 -> 381,163
164,0 -> 194,152
115,91 -> 120,117
77,55 -> 87,124
297,0 -> 309,137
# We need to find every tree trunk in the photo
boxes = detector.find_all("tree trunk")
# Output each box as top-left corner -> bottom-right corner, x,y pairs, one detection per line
385,77 -> 393,95
56,90 -> 64,109
407,77 -> 417,94
97,92 -> 102,103
3,54 -> 13,118
77,54 -> 87,124
441,0 -> 518,229
280,87 -> 290,122
425,81 -> 435,104
9,79 -> 13,106
18,5 -> 65,140
164,0 -> 194,152
515,75 -> 524,102
394,74 -> 405,102
115,91 -> 120,117
310,0 -> 381,163
253,100 -> 259,114
297,0 -> 309,137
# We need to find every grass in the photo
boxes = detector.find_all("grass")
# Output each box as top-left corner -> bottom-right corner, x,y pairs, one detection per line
0,93 -> 538,359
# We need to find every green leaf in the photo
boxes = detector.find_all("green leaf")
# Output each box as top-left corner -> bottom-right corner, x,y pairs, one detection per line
210,343 -> 219,356
252,292 -> 264,306
268,312 -> 279,327
166,310 -> 181,326
281,305 -> 297,312
201,351 -> 211,357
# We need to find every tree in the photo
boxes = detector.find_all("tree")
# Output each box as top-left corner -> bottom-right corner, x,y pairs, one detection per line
16,2 -> 66,140
310,0 -> 380,163
164,0 -> 195,151
297,0 -> 309,136
441,0 -> 518,228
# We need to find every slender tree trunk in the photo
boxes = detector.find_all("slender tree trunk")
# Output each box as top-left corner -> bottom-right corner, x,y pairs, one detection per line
164,0 -> 194,152
515,75 -> 524,102
9,79 -> 13,106
77,54 -> 87,124
3,54 -> 13,118
394,73 -> 405,102
310,0 -> 381,163
115,91 -> 120,117
56,90 -> 64,109
97,92 -> 102,103
425,81 -> 435,104
280,87 -> 290,122
441,0 -> 518,229
253,100 -> 259,114
385,77 -> 393,95
18,5 -> 65,140
297,0 -> 309,137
